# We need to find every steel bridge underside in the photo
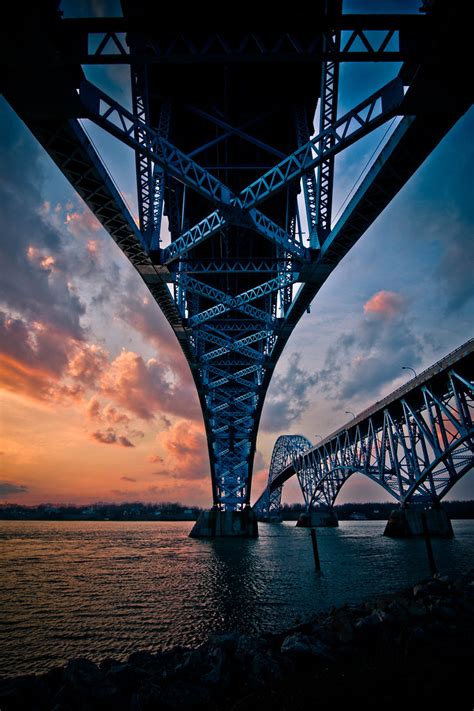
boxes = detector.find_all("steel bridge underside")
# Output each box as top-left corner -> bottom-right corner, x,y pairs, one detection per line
1,1 -> 472,511
254,343 -> 474,516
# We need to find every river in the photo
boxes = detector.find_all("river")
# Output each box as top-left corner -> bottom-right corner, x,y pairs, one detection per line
1,519 -> 473,677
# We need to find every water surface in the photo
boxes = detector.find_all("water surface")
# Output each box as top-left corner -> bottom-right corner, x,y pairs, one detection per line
1,520 -> 472,677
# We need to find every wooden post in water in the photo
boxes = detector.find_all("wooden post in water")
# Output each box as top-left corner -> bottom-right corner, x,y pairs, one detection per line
421,511 -> 437,576
310,527 -> 321,572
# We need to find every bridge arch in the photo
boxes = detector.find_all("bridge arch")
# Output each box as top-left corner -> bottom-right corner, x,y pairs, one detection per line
254,345 -> 474,519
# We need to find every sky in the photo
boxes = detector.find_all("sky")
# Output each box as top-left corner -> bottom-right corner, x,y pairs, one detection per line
1,0 -> 473,507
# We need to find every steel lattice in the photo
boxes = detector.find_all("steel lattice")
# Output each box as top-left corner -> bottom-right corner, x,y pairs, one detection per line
254,345 -> 474,517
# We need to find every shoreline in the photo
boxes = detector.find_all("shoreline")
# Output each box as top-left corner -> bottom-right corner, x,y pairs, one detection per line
1,569 -> 472,709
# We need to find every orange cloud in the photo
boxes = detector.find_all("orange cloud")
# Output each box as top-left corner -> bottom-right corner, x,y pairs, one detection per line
147,454 -> 164,463
65,208 -> 101,237
156,420 -> 209,480
363,290 -> 405,319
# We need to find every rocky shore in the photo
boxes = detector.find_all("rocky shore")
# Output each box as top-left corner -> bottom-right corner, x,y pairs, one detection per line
1,570 -> 473,710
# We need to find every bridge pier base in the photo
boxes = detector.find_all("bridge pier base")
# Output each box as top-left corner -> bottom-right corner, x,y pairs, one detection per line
296,509 -> 339,528
384,506 -> 454,538
189,509 -> 259,538
257,515 -> 283,523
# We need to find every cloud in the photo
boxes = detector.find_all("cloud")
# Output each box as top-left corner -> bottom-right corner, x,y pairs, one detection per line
316,305 -> 425,404
117,275 -> 192,381
100,350 -> 201,421
0,108 -> 86,342
121,476 -> 136,482
65,208 -> 101,239
0,481 -> 28,496
86,397 -> 131,426
0,311 -> 87,403
67,343 -> 108,387
91,429 -> 135,447
147,454 -> 164,463
363,290 -> 405,319
156,420 -> 209,480
261,353 -> 319,432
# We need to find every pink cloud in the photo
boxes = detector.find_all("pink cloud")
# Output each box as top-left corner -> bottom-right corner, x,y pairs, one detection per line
67,343 -> 108,387
363,290 -> 406,319
87,396 -> 101,419
118,277 -> 192,380
100,350 -> 201,421
156,420 -> 209,480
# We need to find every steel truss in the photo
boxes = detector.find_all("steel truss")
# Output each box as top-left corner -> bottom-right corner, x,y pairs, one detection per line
57,16 -> 435,65
254,344 -> 474,517
3,1 -> 471,512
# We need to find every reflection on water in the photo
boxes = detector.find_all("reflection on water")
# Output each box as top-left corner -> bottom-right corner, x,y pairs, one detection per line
0,520 -> 473,676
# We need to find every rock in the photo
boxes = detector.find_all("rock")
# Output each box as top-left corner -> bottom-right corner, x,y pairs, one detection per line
64,658 -> 103,688
174,649 -> 208,679
207,631 -> 240,654
354,610 -> 385,631
330,614 -> 354,644
406,603 -> 429,618
158,682 -> 211,709
249,651 -> 282,687
128,650 -> 157,670
200,646 -> 226,686
105,662 -> 148,692
413,582 -> 431,598
411,626 -> 426,641
234,634 -> 268,666
431,604 -> 457,622
280,633 -> 334,662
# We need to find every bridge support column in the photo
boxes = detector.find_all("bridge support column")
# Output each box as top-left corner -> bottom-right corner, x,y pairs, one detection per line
296,508 -> 339,528
189,508 -> 258,538
384,506 -> 454,538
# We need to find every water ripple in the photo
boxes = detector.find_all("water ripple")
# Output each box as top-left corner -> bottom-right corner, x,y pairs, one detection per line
0,519 -> 473,677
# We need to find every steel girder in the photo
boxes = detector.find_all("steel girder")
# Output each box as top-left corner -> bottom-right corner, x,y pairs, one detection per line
236,77 -> 403,211
55,16 -> 436,65
254,343 -> 474,516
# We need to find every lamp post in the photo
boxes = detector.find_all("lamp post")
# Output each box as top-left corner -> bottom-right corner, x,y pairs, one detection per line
345,410 -> 355,419
402,366 -> 417,378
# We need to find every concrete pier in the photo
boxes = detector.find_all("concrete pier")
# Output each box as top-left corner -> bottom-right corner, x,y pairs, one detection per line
189,508 -> 258,538
384,506 -> 454,538
296,508 -> 339,528
257,515 -> 283,524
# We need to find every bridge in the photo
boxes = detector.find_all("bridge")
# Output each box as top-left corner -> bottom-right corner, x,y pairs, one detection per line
253,339 -> 474,536
1,2 -> 471,536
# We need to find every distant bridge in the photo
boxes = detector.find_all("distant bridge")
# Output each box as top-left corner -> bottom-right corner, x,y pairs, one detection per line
254,340 -> 474,524
1,1 -> 472,534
